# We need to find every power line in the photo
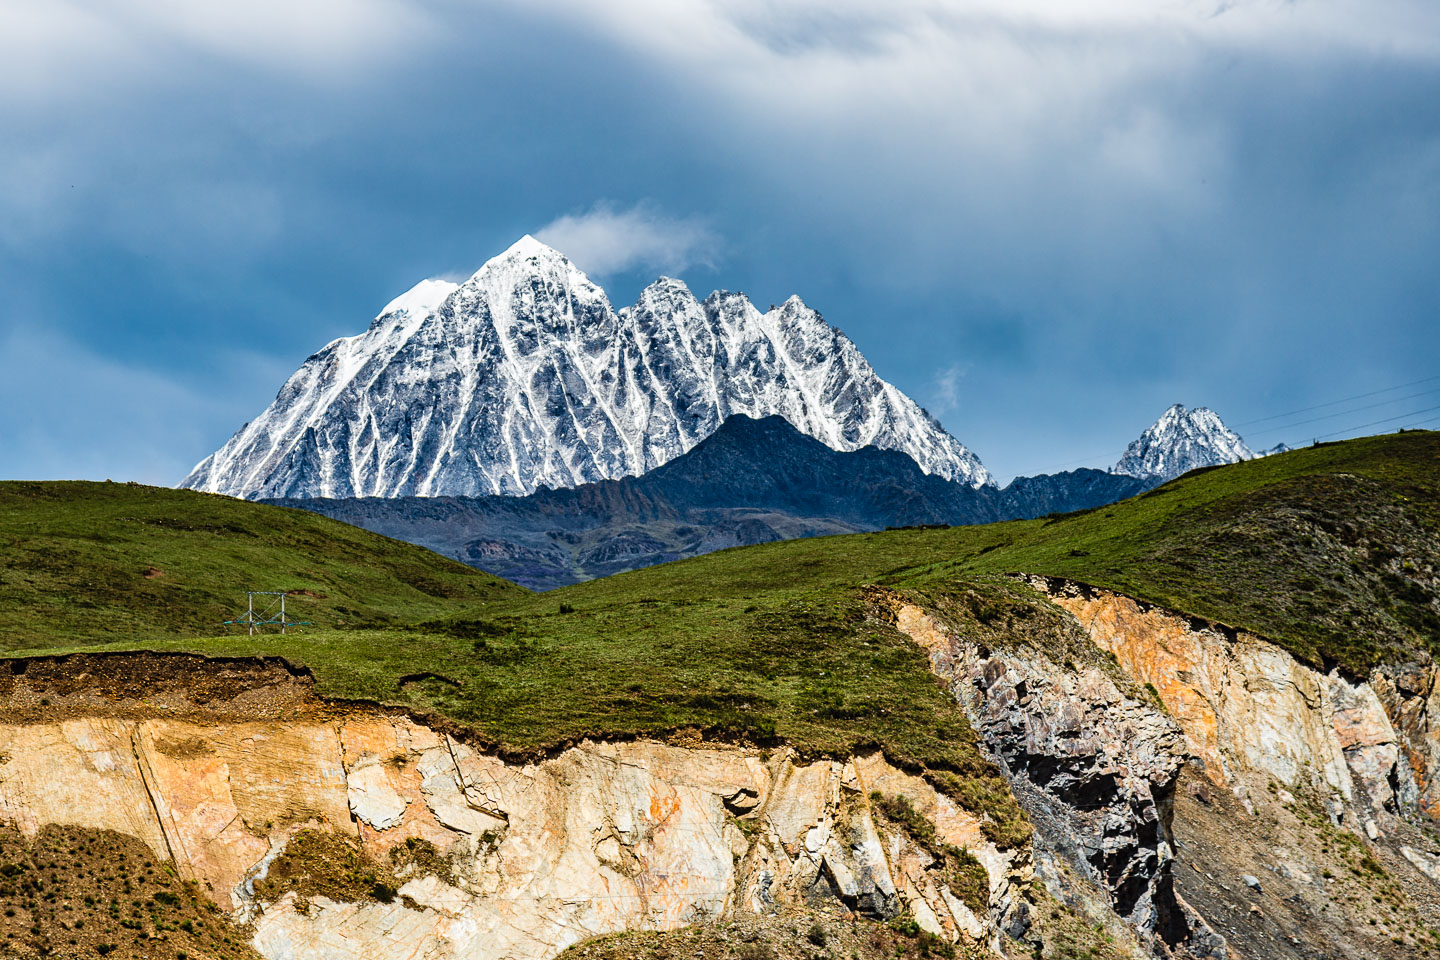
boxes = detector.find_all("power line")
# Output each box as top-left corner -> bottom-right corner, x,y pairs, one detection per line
1312,403 -> 1440,441
1231,374 -> 1440,428
1244,387 -> 1440,438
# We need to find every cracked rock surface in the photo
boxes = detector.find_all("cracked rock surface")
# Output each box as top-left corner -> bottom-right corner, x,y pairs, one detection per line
886,600 -> 1205,957
1044,579 -> 1440,959
0,711 -> 1023,960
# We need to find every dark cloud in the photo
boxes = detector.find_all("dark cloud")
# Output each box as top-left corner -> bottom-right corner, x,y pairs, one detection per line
1,1 -> 1437,484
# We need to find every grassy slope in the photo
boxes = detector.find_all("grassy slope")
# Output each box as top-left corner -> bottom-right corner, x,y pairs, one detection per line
0,481 -> 524,651
959,430 -> 1440,671
5,432 -> 1435,842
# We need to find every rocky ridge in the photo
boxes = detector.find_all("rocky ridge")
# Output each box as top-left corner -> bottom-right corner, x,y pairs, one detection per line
268,416 -> 1152,590
182,237 -> 989,499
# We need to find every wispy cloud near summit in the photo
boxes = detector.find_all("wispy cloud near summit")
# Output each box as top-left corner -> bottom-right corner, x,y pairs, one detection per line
536,202 -> 720,278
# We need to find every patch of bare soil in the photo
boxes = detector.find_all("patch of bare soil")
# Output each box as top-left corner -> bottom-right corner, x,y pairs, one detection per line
0,652 -> 328,724
0,823 -> 262,960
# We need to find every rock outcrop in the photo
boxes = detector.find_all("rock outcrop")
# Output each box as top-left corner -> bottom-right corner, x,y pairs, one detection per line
1026,577 -> 1440,959
879,576 -> 1440,960
0,705 -> 1025,960
1039,578 -> 1438,820
885,600 -> 1212,956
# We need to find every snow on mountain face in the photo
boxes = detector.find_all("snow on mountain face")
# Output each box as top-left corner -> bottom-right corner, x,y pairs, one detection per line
182,236 -> 990,499
1112,403 -> 1254,482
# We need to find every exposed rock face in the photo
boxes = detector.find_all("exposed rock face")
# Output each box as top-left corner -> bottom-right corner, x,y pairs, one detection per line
1032,578 -> 1440,959
886,602 -> 1207,955
0,711 -> 1025,960
1371,664 -> 1440,817
1040,580 -> 1430,815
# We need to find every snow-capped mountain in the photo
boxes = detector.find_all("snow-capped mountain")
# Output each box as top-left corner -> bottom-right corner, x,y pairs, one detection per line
182,236 -> 990,499
1112,404 -> 1254,482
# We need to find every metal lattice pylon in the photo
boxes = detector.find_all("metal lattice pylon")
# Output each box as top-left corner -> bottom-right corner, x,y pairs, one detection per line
224,591 -> 311,634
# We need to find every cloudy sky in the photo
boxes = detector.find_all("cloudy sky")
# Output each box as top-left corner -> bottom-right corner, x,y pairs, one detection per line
2,0 -> 1437,484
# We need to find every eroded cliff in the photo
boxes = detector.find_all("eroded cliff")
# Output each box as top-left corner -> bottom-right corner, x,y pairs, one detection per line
879,578 -> 1440,960
0,655 -> 1026,960
7,568 -> 1440,960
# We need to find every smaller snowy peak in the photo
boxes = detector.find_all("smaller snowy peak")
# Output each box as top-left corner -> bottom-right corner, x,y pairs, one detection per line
1256,442 -> 1293,458
648,275 -> 692,294
766,294 -> 820,325
1113,403 -> 1254,482
378,278 -> 459,321
633,275 -> 698,306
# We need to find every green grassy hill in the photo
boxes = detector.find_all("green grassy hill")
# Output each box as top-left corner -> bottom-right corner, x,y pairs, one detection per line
5,432 -> 1435,843
0,481 -> 524,650
959,430 -> 1439,671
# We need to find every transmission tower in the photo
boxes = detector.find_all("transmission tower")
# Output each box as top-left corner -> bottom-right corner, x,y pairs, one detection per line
224,591 -> 311,635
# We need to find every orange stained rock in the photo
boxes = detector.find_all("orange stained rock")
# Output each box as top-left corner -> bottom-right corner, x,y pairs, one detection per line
1050,594 -> 1229,787
339,717 -> 461,853
648,785 -> 683,825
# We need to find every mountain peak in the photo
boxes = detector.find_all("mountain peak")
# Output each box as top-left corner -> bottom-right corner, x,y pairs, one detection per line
1113,404 -> 1253,482
460,235 -> 578,288
181,238 -> 989,499
502,233 -> 566,261
638,275 -> 696,299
